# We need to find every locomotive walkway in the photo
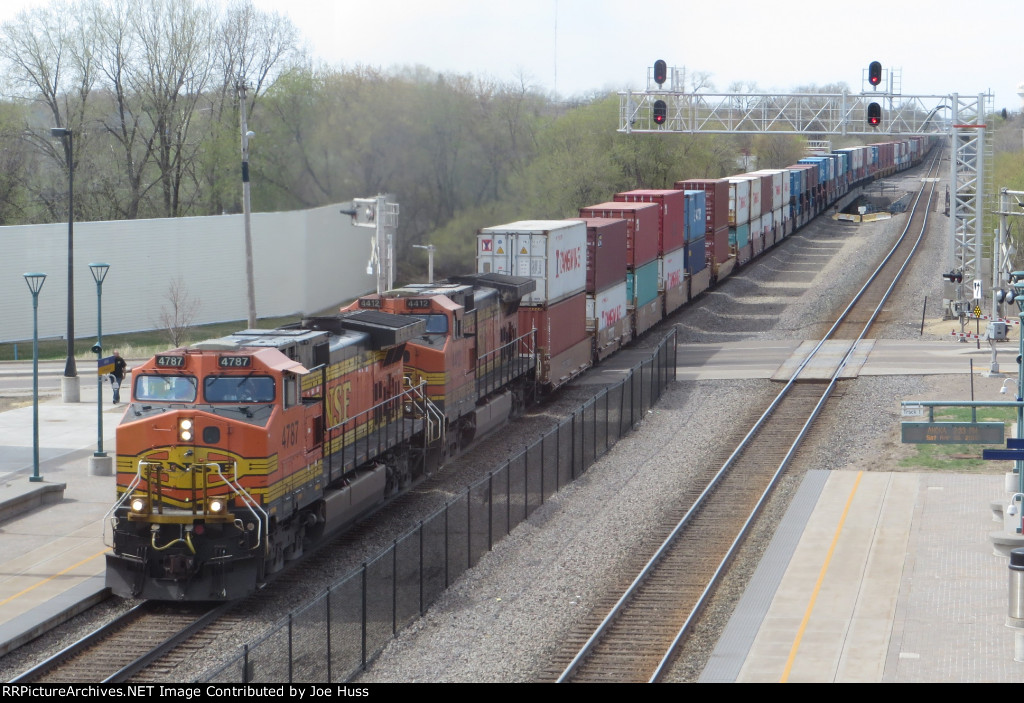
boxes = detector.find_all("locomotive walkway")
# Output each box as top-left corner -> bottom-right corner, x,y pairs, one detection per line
0,349 -> 1023,681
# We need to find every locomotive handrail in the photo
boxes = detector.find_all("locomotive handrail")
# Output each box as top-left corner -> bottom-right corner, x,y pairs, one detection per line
206,461 -> 268,553
101,460 -> 152,547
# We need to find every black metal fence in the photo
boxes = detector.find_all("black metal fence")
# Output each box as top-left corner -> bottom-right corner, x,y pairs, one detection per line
204,328 -> 677,683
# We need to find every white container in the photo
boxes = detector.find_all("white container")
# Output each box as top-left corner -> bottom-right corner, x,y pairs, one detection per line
478,220 -> 587,305
727,178 -> 751,226
751,170 -> 785,211
658,247 -> 685,292
586,280 -> 629,334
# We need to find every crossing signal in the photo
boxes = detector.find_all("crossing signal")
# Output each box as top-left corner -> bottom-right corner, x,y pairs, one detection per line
653,100 -> 667,125
867,102 -> 881,126
654,60 -> 667,86
868,61 -> 882,87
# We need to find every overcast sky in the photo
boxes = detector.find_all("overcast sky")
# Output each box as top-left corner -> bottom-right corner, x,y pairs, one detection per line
4,0 -> 1023,110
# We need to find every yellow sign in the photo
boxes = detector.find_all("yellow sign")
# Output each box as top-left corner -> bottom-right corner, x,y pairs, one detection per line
974,306 -> 982,317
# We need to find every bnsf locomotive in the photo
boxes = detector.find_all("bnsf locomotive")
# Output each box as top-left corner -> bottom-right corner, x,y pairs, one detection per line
105,274 -> 536,600
106,137 -> 937,600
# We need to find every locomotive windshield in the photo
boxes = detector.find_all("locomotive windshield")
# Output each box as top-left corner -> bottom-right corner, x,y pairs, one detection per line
411,314 -> 449,334
134,374 -> 198,402
204,375 -> 275,403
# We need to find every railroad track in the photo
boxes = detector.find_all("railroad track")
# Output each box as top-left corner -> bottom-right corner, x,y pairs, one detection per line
9,602 -> 225,683
545,154 -> 943,683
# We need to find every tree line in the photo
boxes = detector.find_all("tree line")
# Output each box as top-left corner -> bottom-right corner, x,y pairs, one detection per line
16,0 -> 1001,284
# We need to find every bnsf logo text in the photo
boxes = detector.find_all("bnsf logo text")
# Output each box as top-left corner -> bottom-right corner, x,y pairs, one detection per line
555,247 -> 582,277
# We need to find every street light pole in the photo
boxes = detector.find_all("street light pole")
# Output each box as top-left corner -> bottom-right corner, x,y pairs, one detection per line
24,273 -> 46,483
237,81 -> 257,329
89,263 -> 112,476
50,127 -> 78,402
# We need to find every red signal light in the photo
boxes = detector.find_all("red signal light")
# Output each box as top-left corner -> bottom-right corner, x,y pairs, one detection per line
868,61 -> 882,87
654,60 -> 667,86
653,99 -> 667,125
867,102 -> 881,126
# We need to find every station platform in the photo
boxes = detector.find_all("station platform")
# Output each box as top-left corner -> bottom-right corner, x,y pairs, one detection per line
700,470 -> 1024,683
0,364 -> 120,658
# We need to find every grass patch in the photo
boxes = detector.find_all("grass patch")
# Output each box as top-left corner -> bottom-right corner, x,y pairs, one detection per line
898,405 -> 1019,472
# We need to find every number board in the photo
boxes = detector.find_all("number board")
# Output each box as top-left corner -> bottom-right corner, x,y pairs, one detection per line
156,355 -> 185,368
901,422 -> 1005,444
406,298 -> 431,310
218,356 -> 252,368
358,297 -> 382,309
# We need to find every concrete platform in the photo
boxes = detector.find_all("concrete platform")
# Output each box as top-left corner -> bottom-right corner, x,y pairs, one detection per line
700,471 -> 1024,682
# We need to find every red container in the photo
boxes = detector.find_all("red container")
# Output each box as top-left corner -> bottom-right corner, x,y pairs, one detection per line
613,189 -> 685,254
705,225 -> 730,266
519,291 -> 588,359
675,179 -> 730,234
578,201 -> 659,268
580,217 -> 628,293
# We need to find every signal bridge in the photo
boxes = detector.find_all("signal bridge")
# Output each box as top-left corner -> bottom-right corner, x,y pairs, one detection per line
622,62 -> 993,330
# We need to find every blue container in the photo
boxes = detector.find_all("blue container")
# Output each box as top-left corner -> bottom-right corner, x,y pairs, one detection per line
627,259 -> 660,307
683,190 -> 707,243
728,223 -> 750,248
788,169 -> 804,200
799,157 -> 828,186
685,238 -> 706,274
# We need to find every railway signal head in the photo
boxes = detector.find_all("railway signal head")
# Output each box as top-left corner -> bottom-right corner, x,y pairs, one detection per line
868,61 -> 882,87
867,102 -> 881,126
942,271 -> 963,283
654,60 -> 667,86
653,99 -> 667,125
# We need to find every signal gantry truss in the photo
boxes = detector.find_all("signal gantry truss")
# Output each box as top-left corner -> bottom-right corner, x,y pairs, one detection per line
619,88 -> 994,320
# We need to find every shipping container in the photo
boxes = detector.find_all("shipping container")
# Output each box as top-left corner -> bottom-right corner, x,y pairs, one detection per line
707,225 -> 730,269
627,258 -> 660,308
685,237 -> 706,275
727,177 -> 752,226
587,281 -> 632,361
578,201 -> 660,268
660,247 -> 687,315
729,223 -> 750,250
477,220 -> 587,306
749,170 -> 786,211
683,190 -> 707,243
613,189 -> 686,254
675,178 -> 730,233
519,292 -> 591,388
580,217 -> 628,293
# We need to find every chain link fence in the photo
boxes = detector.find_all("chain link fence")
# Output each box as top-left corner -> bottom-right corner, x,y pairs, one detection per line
205,328 -> 677,683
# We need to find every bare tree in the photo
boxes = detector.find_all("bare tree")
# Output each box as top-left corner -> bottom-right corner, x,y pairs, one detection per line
158,276 -> 200,347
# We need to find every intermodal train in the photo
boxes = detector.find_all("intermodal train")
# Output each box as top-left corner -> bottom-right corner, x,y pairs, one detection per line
105,137 -> 935,600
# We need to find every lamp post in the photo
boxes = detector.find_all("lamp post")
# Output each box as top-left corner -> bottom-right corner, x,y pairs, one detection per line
89,263 -> 112,476
50,127 -> 79,402
1013,273 -> 1024,500
24,273 -> 46,483
236,80 -> 257,329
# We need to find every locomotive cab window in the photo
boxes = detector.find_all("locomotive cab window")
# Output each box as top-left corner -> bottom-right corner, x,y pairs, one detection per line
282,374 -> 299,409
411,314 -> 449,335
204,375 -> 275,403
134,374 -> 198,402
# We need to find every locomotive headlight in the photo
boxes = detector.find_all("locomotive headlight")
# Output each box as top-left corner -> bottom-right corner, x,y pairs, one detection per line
179,418 -> 194,442
208,498 -> 226,514
130,496 -> 148,513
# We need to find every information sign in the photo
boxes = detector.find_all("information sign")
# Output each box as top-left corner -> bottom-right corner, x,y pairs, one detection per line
901,422 -> 1004,444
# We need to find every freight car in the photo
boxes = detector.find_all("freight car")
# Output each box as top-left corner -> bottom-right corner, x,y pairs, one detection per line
105,136 -> 936,600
